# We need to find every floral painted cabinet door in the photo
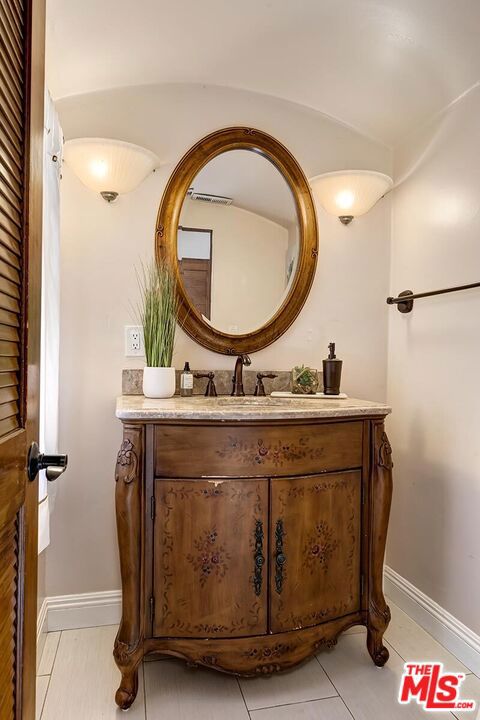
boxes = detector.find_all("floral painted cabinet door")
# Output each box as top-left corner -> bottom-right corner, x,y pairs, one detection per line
154,478 -> 268,638
270,471 -> 362,633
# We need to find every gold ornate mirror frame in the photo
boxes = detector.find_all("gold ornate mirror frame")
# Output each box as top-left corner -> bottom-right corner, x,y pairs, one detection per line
155,127 -> 318,355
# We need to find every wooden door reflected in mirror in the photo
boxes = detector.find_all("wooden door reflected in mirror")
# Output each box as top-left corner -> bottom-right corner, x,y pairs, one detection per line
178,227 -> 212,319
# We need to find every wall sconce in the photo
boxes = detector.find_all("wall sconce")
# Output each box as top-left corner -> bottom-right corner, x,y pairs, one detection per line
309,170 -> 393,224
63,138 -> 159,202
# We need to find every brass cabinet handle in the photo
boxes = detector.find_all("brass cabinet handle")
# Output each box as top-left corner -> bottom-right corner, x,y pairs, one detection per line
253,520 -> 265,596
275,519 -> 286,594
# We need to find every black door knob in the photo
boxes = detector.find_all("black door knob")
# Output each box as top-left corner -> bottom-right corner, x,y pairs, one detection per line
28,442 -> 68,482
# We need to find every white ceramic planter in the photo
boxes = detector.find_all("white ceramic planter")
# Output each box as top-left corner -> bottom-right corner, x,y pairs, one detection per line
143,366 -> 176,399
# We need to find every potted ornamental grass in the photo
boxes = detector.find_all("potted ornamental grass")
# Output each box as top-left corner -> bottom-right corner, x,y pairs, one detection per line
137,260 -> 179,398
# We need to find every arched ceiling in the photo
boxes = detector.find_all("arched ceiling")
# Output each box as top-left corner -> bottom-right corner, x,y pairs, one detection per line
184,150 -> 297,229
46,0 -> 480,146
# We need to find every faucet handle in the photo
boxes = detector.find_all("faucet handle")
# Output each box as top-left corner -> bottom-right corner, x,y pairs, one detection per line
254,372 -> 278,397
194,372 -> 217,397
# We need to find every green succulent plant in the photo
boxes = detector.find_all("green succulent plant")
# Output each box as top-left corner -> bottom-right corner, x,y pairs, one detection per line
292,365 -> 319,394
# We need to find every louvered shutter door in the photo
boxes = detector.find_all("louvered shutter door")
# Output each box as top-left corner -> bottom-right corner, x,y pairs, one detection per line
0,517 -> 19,718
0,0 -> 25,442
0,0 -> 28,718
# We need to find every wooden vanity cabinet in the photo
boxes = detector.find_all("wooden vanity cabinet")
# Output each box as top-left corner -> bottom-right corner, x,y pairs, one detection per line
153,477 -> 269,638
113,415 -> 393,710
270,471 -> 362,633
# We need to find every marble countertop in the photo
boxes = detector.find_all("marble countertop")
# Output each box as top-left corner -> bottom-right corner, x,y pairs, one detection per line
116,394 -> 391,421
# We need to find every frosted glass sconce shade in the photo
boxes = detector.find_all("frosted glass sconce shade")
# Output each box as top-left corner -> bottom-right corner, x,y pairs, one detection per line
63,138 -> 159,202
309,170 -> 393,224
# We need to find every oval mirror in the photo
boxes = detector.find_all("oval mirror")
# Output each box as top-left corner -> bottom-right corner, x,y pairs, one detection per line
156,128 -> 318,354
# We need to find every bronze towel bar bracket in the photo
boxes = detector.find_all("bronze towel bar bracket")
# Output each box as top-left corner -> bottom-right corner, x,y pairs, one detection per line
386,281 -> 480,313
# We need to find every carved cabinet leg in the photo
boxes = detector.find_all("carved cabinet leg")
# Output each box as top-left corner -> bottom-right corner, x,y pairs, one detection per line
366,421 -> 393,667
114,425 -> 145,708
114,658 -> 142,710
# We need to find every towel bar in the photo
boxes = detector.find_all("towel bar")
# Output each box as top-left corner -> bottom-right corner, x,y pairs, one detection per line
386,281 -> 480,313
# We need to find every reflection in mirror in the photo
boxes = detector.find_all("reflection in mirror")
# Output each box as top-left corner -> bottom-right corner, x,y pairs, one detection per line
177,150 -> 298,335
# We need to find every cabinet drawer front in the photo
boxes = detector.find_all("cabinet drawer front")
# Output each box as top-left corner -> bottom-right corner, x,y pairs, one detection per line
270,471 -> 362,633
153,478 -> 268,638
154,422 -> 363,477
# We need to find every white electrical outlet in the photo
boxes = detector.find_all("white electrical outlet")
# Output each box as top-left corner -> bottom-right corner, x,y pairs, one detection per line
125,326 -> 144,357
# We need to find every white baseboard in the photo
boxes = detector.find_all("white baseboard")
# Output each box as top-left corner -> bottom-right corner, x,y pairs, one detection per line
42,590 -> 122,632
384,565 -> 480,676
37,572 -> 480,677
37,597 -> 48,644
36,598 -> 49,669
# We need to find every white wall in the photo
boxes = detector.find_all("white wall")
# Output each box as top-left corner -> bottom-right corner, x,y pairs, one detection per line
387,84 -> 480,634
180,200 -> 289,333
47,83 -> 392,597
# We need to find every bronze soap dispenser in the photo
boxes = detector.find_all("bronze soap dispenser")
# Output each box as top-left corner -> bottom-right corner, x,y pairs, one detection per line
322,342 -> 343,395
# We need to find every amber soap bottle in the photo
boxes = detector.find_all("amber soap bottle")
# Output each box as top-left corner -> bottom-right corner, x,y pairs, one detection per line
322,342 -> 343,395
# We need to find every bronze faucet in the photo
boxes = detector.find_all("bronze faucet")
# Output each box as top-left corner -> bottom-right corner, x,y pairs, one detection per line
254,372 -> 278,396
231,354 -> 251,396
194,372 -> 217,397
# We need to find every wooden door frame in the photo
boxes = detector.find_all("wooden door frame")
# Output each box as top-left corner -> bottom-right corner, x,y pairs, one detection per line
21,0 -> 46,716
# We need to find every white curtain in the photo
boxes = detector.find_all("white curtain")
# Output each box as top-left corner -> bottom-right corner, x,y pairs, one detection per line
38,91 -> 63,554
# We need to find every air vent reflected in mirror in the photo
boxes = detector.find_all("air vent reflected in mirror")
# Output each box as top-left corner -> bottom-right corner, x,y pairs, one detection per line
190,191 -> 233,205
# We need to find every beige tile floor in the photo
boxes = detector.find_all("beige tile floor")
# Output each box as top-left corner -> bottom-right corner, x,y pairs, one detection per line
36,598 -> 480,720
